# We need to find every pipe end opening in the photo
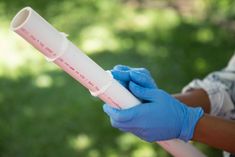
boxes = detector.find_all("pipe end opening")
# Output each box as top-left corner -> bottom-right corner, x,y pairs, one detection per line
10,7 -> 32,31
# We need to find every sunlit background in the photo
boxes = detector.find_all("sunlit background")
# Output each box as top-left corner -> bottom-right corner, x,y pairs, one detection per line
0,0 -> 235,156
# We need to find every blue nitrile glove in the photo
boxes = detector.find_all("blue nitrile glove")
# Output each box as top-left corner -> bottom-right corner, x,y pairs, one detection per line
111,65 -> 156,89
103,65 -> 204,142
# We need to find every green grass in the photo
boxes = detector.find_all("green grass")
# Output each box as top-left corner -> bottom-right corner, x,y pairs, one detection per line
1,0 -> 235,156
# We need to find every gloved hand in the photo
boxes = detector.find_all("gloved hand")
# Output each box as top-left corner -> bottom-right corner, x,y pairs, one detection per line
103,65 -> 204,142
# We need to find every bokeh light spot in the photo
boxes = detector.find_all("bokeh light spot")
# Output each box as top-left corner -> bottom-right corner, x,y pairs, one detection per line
34,74 -> 53,88
70,134 -> 92,151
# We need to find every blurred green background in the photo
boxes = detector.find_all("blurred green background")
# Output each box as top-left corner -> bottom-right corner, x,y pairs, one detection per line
0,0 -> 235,156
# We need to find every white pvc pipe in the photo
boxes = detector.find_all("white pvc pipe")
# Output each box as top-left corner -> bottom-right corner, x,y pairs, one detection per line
10,7 -> 206,157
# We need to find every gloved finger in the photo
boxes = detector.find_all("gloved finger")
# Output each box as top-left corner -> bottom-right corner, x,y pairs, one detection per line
113,65 -> 131,71
132,67 -> 151,76
118,127 -> 130,132
111,70 -> 130,82
110,118 -> 140,129
111,68 -> 151,83
129,81 -> 157,101
110,118 -> 130,129
118,80 -> 128,88
114,65 -> 151,76
130,70 -> 157,88
103,104 -> 134,122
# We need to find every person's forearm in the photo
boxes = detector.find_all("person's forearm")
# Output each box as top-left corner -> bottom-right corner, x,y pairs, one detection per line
173,89 -> 235,153
193,114 -> 235,154
173,89 -> 211,113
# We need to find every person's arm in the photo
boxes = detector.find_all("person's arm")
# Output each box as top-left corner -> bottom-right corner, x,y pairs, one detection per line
174,89 -> 235,154
194,114 -> 235,154
104,65 -> 235,154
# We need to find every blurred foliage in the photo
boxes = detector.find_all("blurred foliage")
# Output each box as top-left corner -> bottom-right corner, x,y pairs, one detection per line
0,0 -> 235,156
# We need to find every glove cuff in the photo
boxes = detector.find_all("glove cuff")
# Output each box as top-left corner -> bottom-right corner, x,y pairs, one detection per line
178,106 -> 204,141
